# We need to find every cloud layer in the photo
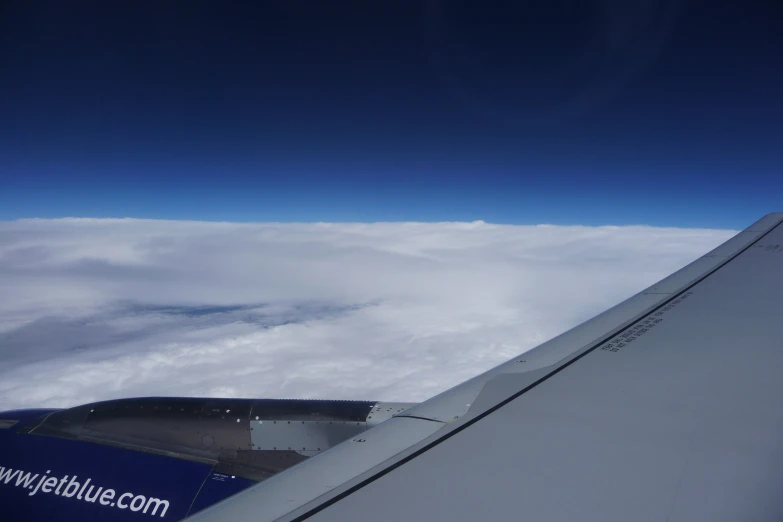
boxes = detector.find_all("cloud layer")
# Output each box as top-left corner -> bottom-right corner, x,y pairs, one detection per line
0,219 -> 735,411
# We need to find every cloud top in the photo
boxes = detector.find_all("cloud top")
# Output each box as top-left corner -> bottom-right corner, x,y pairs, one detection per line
0,219 -> 735,411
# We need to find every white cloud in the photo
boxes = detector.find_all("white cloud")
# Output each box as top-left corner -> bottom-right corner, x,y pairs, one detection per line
0,218 -> 735,411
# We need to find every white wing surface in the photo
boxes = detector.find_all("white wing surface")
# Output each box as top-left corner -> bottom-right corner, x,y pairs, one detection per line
189,213 -> 783,522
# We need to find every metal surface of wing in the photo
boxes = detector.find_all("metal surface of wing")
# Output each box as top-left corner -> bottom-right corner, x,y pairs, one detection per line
188,213 -> 783,522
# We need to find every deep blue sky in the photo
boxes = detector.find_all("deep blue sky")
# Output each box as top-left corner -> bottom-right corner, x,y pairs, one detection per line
1,1 -> 781,228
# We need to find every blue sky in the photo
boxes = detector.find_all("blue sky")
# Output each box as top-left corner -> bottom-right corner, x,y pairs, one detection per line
1,1 -> 781,229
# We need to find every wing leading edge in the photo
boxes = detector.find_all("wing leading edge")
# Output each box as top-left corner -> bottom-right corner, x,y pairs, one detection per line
188,213 -> 783,522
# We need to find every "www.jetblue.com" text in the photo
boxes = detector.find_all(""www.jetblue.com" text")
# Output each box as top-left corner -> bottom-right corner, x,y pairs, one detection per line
0,464 -> 170,517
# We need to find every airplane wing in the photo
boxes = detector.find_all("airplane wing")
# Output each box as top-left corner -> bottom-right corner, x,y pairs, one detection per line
188,212 -> 783,522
